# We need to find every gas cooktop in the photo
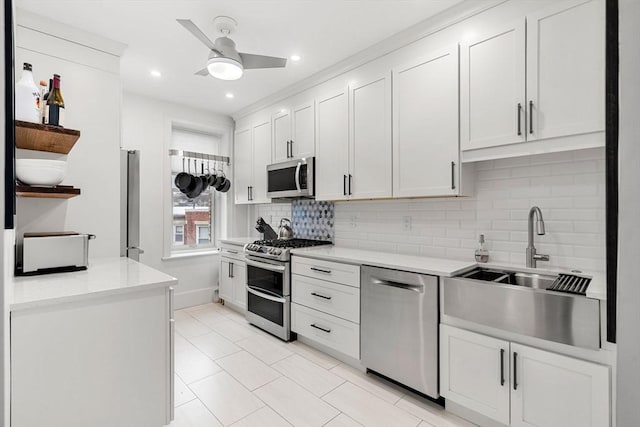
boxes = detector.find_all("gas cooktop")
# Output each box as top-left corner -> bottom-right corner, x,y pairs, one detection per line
245,238 -> 332,261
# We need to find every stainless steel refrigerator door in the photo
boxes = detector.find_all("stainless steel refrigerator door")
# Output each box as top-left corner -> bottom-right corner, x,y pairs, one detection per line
361,266 -> 439,398
120,149 -> 143,261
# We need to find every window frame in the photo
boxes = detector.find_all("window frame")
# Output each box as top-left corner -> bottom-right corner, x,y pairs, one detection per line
163,119 -> 231,259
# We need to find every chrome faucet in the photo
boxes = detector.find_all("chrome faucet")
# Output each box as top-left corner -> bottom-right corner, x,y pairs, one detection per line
526,206 -> 550,268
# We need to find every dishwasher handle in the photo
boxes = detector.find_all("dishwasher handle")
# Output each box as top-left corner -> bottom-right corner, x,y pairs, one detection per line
370,278 -> 424,293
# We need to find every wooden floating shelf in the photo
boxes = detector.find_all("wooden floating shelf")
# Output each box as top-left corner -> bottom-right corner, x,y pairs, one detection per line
15,120 -> 81,154
16,185 -> 81,199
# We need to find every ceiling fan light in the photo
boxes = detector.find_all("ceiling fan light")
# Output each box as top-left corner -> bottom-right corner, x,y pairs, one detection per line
207,57 -> 243,80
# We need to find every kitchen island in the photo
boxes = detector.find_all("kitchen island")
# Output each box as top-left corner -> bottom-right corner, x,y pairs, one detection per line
9,257 -> 177,427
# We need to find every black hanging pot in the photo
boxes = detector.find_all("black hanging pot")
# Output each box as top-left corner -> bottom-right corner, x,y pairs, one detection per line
219,179 -> 231,193
175,158 -> 192,191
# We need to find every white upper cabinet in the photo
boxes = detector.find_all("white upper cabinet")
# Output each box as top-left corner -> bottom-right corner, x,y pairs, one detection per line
349,71 -> 392,200
393,45 -> 460,198
510,343 -> 610,427
272,101 -> 315,163
461,21 -> 526,151
315,88 -> 350,201
526,0 -> 605,141
461,0 -> 604,155
234,127 -> 252,204
252,120 -> 271,204
272,109 -> 291,163
234,119 -> 271,204
291,101 -> 316,159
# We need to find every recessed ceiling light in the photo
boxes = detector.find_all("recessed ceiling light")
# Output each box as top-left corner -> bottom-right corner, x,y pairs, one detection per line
225,93 -> 235,99
290,55 -> 301,62
150,70 -> 162,78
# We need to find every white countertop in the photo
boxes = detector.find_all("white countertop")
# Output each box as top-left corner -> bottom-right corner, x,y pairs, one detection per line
10,257 -> 178,312
220,237 -> 255,247
291,247 -> 606,300
291,246 -> 477,277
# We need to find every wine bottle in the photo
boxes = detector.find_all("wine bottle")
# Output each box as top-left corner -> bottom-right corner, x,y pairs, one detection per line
38,80 -> 47,124
42,78 -> 52,124
15,63 -> 40,123
47,74 -> 65,127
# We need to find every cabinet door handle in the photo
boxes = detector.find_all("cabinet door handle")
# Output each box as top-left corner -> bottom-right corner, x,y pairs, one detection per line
500,348 -> 505,386
517,103 -> 522,136
311,292 -> 332,300
310,323 -> 331,333
310,267 -> 332,274
286,140 -> 291,158
451,161 -> 456,190
513,351 -> 518,390
247,186 -> 250,201
343,174 -> 347,196
348,174 -> 353,195
529,100 -> 534,134
290,140 -> 294,158
229,262 -> 234,278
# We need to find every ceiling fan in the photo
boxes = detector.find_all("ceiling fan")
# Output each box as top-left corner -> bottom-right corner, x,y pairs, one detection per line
177,16 -> 287,81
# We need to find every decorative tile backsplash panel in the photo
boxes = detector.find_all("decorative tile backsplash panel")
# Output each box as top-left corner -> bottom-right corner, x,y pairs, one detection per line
292,200 -> 335,241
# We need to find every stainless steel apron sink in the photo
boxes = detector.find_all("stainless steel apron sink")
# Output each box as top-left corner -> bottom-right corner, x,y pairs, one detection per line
443,267 -> 601,350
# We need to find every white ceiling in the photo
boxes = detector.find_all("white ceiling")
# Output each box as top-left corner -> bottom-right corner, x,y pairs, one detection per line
16,0 -> 463,116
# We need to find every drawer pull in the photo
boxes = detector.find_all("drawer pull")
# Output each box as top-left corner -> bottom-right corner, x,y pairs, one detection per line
311,292 -> 332,300
310,323 -> 331,334
310,267 -> 332,274
226,250 -> 238,255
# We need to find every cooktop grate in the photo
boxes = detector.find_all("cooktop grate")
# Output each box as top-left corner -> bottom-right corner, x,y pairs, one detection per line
547,274 -> 592,296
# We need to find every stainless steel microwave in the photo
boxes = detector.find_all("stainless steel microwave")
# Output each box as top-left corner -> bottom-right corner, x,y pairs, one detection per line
266,157 -> 315,199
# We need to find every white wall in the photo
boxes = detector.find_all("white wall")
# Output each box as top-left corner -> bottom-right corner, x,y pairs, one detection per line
14,10 -> 124,259
121,92 -> 237,308
616,0 -> 640,425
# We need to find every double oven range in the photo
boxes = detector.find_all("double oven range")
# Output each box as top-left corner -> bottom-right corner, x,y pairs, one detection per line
244,238 -> 332,341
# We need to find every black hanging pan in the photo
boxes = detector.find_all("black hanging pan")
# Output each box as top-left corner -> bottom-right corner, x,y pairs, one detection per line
175,158 -> 191,191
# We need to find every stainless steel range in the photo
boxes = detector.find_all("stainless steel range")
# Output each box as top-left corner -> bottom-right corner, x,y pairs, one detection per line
244,238 -> 332,341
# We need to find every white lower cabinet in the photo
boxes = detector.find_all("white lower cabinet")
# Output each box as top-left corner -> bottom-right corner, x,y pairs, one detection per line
220,258 -> 247,310
510,343 -> 610,427
291,302 -> 360,360
441,325 -> 610,427
219,244 -> 247,310
11,286 -> 173,427
440,325 -> 510,425
291,256 -> 360,359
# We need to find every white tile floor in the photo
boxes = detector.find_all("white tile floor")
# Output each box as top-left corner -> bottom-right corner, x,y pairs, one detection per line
169,302 -> 477,427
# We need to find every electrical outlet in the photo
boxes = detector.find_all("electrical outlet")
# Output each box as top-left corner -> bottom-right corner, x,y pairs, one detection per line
268,215 -> 273,225
403,216 -> 412,231
350,215 -> 357,228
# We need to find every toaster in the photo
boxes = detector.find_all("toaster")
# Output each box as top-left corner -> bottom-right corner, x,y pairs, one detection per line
21,232 -> 96,275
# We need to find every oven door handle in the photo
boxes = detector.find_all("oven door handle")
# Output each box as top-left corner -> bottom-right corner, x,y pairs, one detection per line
245,257 -> 287,272
246,286 -> 287,303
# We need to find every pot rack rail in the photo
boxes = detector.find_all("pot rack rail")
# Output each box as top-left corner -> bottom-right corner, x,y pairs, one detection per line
169,149 -> 231,166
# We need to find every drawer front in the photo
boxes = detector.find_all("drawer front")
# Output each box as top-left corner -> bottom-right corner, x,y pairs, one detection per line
292,274 -> 360,323
220,243 -> 245,261
292,256 -> 360,287
291,303 -> 360,359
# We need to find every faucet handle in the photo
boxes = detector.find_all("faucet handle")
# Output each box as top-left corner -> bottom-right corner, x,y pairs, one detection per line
533,254 -> 550,262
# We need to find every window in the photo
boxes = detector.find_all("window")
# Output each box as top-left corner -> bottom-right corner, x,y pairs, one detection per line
174,225 -> 184,244
171,175 -> 213,251
196,224 -> 210,245
170,126 -> 223,253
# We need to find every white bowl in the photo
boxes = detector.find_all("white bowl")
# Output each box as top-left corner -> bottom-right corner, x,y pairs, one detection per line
16,159 -> 67,186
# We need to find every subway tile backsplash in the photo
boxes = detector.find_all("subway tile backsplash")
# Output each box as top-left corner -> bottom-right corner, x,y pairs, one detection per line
251,148 -> 605,272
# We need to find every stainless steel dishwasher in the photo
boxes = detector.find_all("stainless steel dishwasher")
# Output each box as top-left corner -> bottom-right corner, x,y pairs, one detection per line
361,266 -> 439,398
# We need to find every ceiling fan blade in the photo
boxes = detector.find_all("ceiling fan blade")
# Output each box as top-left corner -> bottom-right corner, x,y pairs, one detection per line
239,52 -> 287,69
177,19 -> 218,51
194,68 -> 209,76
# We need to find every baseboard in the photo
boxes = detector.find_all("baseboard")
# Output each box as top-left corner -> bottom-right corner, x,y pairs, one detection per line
174,287 -> 216,310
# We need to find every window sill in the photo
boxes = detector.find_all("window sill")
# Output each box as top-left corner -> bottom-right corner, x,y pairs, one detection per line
162,249 -> 220,260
